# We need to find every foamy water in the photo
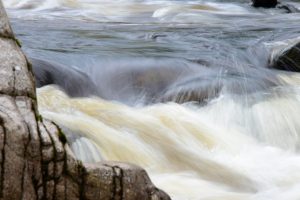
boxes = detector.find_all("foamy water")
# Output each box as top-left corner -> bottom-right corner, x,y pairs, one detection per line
3,0 -> 284,23
4,0 -> 300,199
37,84 -> 300,200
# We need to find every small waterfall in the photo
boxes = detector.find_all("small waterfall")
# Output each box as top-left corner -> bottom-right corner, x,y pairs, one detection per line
37,80 -> 300,199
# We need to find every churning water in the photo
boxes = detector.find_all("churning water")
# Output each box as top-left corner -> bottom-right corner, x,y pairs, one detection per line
4,0 -> 300,199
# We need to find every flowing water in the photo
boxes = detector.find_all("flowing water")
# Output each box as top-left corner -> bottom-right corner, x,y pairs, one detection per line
4,0 -> 300,199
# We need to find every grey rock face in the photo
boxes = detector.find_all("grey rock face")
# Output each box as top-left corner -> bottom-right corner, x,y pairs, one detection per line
0,1 -> 171,199
0,2 -> 13,38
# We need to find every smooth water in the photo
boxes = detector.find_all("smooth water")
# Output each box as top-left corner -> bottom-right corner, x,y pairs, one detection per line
4,0 -> 300,199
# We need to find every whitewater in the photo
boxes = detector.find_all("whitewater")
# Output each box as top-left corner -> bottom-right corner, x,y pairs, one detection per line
3,0 -> 300,199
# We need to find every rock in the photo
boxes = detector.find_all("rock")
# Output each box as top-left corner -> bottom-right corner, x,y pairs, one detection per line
32,57 -> 201,105
158,75 -> 222,104
30,58 -> 100,97
84,162 -> 171,200
277,4 -> 299,13
251,0 -> 299,13
158,70 -> 278,104
0,1 -> 171,200
0,1 -> 13,38
251,0 -> 277,8
269,42 -> 300,72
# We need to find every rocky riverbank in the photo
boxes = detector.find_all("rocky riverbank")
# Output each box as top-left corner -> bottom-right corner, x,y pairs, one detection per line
0,1 -> 170,199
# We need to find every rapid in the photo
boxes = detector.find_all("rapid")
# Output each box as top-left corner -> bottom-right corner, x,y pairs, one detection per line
3,0 -> 300,199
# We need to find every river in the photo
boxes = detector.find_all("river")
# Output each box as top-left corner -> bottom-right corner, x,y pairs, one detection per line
3,0 -> 300,199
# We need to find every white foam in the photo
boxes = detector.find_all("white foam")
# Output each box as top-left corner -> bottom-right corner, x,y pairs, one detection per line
37,85 -> 300,199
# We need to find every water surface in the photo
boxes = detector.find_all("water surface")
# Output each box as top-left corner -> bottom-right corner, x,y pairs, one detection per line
4,0 -> 300,199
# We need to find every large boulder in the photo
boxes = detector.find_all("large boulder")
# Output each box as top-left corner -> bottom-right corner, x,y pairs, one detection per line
269,42 -> 300,72
0,1 -> 171,199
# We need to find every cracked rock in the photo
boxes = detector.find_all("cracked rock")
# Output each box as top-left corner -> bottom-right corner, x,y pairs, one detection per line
0,1 -> 171,199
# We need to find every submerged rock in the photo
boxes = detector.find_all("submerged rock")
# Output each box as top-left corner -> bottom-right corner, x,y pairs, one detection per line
31,58 -> 100,97
270,42 -> 300,72
158,70 -> 278,104
0,1 -> 171,199
31,56 -> 279,105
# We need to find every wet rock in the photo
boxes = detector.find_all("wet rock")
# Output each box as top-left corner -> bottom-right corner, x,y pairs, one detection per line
158,70 -> 278,104
251,0 -> 277,8
158,75 -> 222,104
270,42 -> 300,72
0,1 -> 171,199
277,4 -> 299,13
251,0 -> 299,13
30,58 -> 100,97
84,162 -> 171,200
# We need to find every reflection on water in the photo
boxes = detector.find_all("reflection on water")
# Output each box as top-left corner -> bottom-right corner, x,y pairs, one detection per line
4,0 -> 300,199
